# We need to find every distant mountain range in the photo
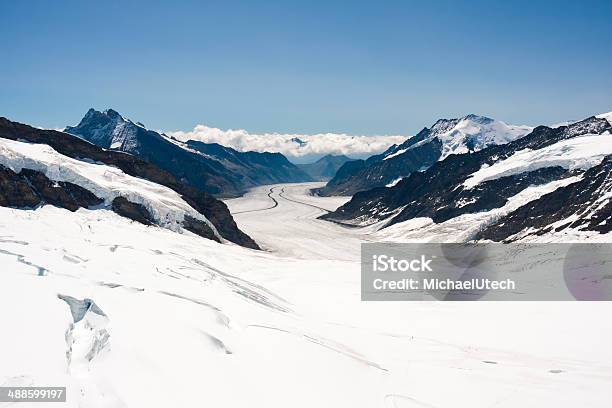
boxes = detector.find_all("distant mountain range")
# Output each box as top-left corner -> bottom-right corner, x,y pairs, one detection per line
65,109 -> 312,197
297,154 -> 354,181
3,108 -> 611,246
322,114 -> 612,242
316,114 -> 532,196
0,116 -> 259,249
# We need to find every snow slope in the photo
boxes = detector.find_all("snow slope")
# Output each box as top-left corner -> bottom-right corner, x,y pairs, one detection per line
0,138 -> 219,238
2,185 -> 612,407
320,115 -> 534,197
377,176 -> 584,242
596,111 -> 612,123
435,115 -> 533,160
385,114 -> 533,161
463,132 -> 612,188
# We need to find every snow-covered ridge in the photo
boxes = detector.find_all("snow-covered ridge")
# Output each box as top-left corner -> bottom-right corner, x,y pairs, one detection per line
596,111 -> 612,124
382,148 -> 408,161
385,114 -> 533,161
434,115 -> 533,160
548,111 -> 612,128
0,138 -> 220,240
377,176 -> 583,242
385,177 -> 404,187
463,132 -> 612,189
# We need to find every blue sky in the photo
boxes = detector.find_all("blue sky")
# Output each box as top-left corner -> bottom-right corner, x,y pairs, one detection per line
1,0 -> 611,135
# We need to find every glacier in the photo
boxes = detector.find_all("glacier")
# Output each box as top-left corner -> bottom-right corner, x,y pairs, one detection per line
1,182 -> 611,407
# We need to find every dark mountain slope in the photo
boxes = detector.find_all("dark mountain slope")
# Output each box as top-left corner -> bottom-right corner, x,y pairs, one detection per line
316,137 -> 441,195
186,140 -> 311,185
316,114 -> 531,196
0,164 -> 103,211
477,155 -> 612,241
65,109 -> 312,197
297,154 -> 354,181
322,117 -> 611,230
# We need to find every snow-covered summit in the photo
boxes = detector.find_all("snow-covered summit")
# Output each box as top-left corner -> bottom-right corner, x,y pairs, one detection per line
320,114 -> 533,196
324,114 -> 612,241
398,114 -> 533,161
596,111 -> 612,124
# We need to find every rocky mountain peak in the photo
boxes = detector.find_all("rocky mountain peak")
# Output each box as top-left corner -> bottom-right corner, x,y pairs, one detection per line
102,108 -> 124,120
65,108 -> 139,151
560,116 -> 611,138
463,114 -> 494,123
429,117 -> 463,136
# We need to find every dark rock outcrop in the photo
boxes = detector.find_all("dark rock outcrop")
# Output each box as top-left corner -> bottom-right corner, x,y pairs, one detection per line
0,165 -> 103,211
111,197 -> 155,226
0,163 -> 224,244
182,215 -> 219,242
477,155 -> 612,241
0,165 -> 41,208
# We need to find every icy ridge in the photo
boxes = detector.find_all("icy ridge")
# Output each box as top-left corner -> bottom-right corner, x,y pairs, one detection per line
0,138 -> 221,240
378,176 -> 583,242
596,111 -> 612,124
463,132 -> 612,188
434,115 -> 533,159
384,114 -> 532,162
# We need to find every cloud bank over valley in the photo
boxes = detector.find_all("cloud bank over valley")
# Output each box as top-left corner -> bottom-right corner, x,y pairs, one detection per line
168,124 -> 406,162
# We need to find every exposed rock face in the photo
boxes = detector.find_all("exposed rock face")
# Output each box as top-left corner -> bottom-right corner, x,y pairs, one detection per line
0,165 -> 103,210
186,140 -> 312,186
398,166 -> 570,224
65,109 -> 311,197
0,165 -> 41,208
20,168 -> 104,211
0,163 -> 223,243
65,109 -> 241,196
0,117 -> 259,249
182,215 -> 219,242
322,117 -> 612,232
178,191 -> 255,247
111,197 -> 155,226
477,155 -> 612,240
316,138 -> 442,195
110,197 -> 222,242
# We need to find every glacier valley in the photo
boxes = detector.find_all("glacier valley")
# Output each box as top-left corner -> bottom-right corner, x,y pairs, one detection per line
1,182 -> 611,407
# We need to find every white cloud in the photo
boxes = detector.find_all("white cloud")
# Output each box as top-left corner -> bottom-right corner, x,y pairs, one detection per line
167,124 -> 406,160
